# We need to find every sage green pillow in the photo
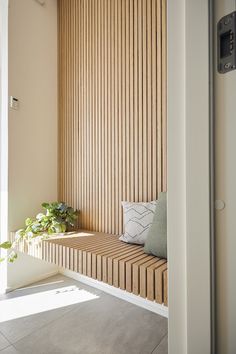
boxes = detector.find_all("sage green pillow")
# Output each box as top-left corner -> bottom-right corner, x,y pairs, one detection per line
144,192 -> 167,259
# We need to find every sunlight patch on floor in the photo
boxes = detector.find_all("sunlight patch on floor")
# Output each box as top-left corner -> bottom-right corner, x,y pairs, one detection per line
0,285 -> 99,322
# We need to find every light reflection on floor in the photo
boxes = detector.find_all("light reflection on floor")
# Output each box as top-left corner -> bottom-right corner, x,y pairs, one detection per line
0,285 -> 99,323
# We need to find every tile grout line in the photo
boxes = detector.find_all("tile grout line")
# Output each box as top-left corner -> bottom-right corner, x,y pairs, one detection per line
0,343 -> 18,353
0,330 -> 12,350
150,333 -> 168,354
0,277 -> 103,347
0,301 -> 80,348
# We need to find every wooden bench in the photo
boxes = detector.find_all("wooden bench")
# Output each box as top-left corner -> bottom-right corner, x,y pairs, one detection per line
12,230 -> 168,306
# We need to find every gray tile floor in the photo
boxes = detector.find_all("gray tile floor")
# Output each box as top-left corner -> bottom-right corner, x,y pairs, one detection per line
0,275 -> 168,354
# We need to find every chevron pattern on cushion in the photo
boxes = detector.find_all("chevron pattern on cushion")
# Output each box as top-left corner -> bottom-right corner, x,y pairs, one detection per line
119,200 -> 157,245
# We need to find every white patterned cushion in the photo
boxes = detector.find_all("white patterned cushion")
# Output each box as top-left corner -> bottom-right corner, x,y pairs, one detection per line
119,200 -> 157,245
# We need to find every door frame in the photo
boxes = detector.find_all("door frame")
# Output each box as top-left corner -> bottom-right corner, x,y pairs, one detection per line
0,0 -> 9,294
167,0 -> 213,353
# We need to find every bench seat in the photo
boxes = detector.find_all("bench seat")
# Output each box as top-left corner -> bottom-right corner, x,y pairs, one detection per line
12,230 -> 168,306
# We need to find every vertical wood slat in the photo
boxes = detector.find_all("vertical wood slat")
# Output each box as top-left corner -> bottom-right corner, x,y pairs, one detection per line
107,247 -> 142,286
123,253 -> 150,292
118,0 -> 122,234
138,258 -> 159,297
146,259 -> 167,300
161,0 -> 167,192
102,245 -> 140,283
138,0 -> 143,201
96,242 -> 133,281
155,262 -> 168,304
58,0 -> 167,235
163,268 -> 168,306
156,0 -> 162,194
132,256 -> 154,295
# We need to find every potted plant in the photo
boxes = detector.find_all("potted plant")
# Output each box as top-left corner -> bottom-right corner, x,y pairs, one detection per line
0,202 -> 79,263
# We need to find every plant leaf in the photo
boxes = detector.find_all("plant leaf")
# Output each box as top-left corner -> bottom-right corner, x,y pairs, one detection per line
0,241 -> 12,249
36,213 -> 45,221
42,202 -> 50,209
8,251 -> 17,263
25,218 -> 33,226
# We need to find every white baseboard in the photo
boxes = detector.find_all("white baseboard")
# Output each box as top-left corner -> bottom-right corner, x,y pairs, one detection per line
6,270 -> 59,293
60,268 -> 168,318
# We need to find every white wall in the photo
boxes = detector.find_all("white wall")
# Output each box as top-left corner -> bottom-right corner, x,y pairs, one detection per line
8,0 -> 58,289
168,1 -> 211,353
214,1 -> 236,353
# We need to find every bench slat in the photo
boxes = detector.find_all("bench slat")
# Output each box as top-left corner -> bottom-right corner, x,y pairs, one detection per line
132,256 -> 156,295
155,263 -> 168,304
120,254 -> 150,290
108,248 -> 142,286
147,260 -> 167,301
163,269 -> 168,306
103,247 -> 140,283
140,259 -> 163,298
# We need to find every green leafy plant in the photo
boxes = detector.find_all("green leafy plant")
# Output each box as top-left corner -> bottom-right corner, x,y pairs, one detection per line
0,202 -> 79,263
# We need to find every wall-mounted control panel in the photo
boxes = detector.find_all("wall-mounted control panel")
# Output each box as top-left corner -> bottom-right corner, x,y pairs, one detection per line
218,11 -> 236,74
9,96 -> 19,110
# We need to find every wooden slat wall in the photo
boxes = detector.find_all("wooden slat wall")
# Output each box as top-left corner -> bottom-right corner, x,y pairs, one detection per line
58,0 -> 167,235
